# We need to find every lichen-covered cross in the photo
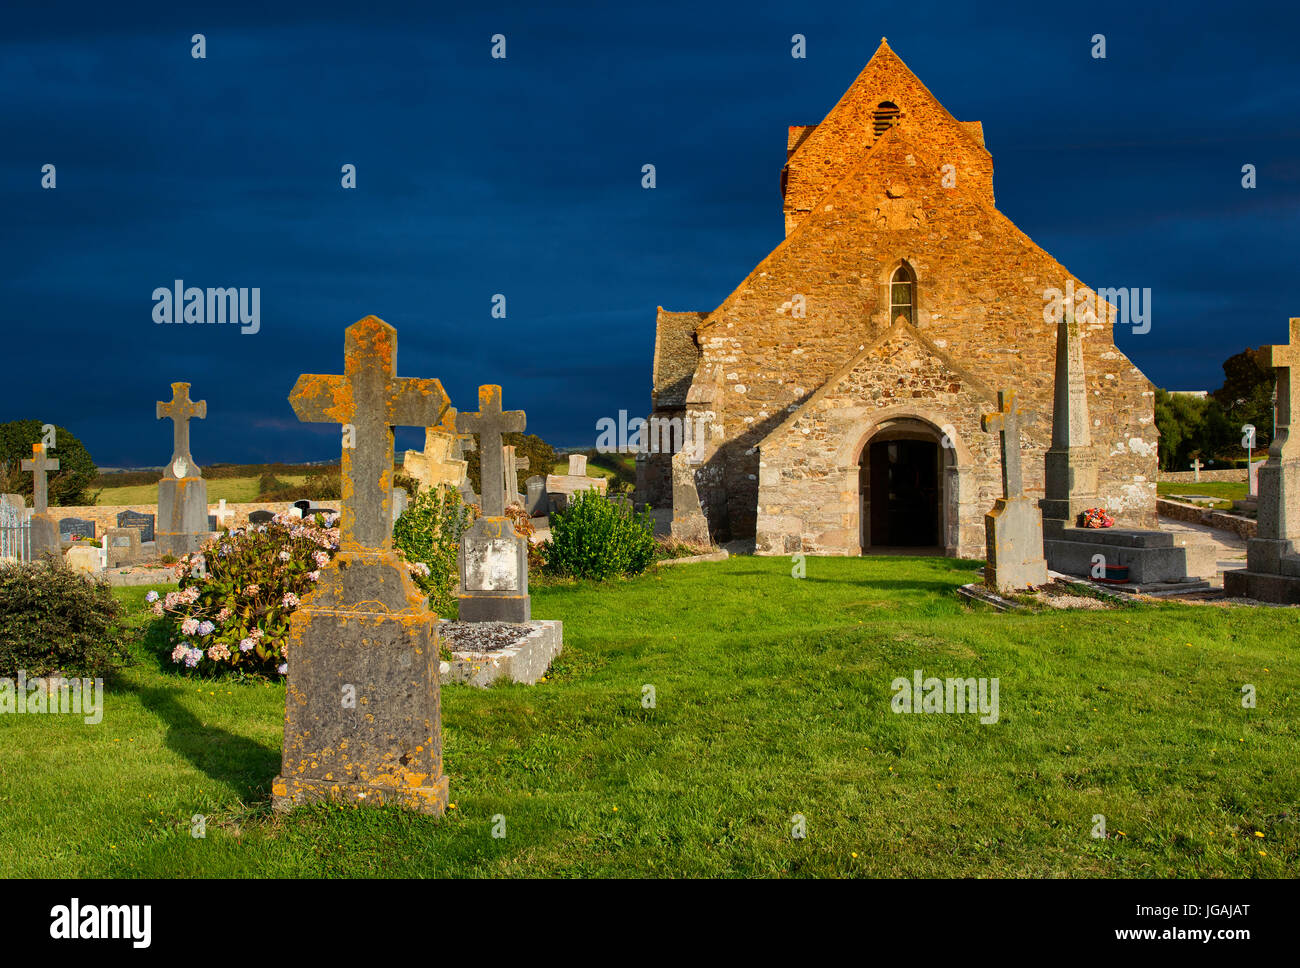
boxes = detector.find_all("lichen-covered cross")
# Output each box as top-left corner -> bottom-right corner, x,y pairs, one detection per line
289,316 -> 449,550
157,382 -> 207,479
982,388 -> 1026,499
21,443 -> 59,515
1263,318 -> 1300,460
457,386 -> 525,518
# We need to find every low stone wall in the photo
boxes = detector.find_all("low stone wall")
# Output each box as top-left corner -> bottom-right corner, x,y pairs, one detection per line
1157,498 -> 1256,539
43,502 -> 307,537
1158,469 -> 1248,483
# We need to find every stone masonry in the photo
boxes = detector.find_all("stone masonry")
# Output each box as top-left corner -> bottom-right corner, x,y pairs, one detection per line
643,39 -> 1157,555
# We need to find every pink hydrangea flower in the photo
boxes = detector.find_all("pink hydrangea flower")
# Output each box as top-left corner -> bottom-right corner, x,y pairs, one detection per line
239,637 -> 255,652
282,593 -> 300,608
170,644 -> 188,663
181,618 -> 200,636
207,643 -> 231,662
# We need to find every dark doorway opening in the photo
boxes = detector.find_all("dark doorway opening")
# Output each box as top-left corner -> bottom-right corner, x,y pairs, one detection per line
865,438 -> 940,547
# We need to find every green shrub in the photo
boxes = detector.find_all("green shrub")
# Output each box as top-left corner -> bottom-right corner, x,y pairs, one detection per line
0,560 -> 129,677
393,484 -> 475,618
542,490 -> 656,580
152,512 -> 340,676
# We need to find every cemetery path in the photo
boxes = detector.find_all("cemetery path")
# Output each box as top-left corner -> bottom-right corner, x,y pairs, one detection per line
1158,514 -> 1248,586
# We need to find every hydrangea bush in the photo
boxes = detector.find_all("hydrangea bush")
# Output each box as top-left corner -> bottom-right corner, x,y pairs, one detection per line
152,512 -> 340,676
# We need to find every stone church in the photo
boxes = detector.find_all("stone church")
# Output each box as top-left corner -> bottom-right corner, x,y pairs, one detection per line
639,39 -> 1158,558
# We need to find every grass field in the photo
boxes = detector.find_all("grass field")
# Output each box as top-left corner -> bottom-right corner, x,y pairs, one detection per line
1,556 -> 1296,878
1157,481 -> 1249,510
95,475 -> 308,506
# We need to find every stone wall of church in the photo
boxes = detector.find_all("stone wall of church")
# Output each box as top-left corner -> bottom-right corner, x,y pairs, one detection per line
687,134 -> 1157,545
754,328 -> 1002,557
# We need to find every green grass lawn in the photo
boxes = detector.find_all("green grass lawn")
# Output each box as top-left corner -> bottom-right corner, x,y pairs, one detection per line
95,475 -> 307,506
1157,481 -> 1249,510
1,557 -> 1296,878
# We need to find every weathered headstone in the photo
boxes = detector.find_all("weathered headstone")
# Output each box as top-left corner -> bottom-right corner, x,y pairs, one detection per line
1225,318 -> 1300,603
403,406 -> 470,495
1040,319 -> 1215,585
546,450 -> 607,511
294,499 -> 312,515
393,486 -> 409,525
501,444 -> 529,510
1040,318 -> 1098,532
21,443 -> 61,559
456,386 -> 530,622
155,382 -> 209,556
981,389 -> 1048,593
273,315 -> 451,816
104,527 -> 141,568
59,517 -> 96,542
525,475 -> 548,517
116,509 -> 155,544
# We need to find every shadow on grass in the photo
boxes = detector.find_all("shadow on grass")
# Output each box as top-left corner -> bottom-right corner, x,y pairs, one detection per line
118,678 -> 280,804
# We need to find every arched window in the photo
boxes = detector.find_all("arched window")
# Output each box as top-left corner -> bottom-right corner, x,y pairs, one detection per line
890,263 -> 915,324
873,101 -> 900,140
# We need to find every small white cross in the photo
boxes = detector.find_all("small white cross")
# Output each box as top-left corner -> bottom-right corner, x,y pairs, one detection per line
1190,458 -> 1202,482
212,499 -> 235,527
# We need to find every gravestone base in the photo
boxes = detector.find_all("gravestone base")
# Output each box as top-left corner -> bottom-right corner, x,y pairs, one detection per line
271,550 -> 448,817
1043,525 -> 1217,584
439,619 -> 563,686
458,517 -> 530,622
29,514 -> 62,560
157,476 -> 210,557
984,497 -> 1049,593
1224,567 -> 1300,604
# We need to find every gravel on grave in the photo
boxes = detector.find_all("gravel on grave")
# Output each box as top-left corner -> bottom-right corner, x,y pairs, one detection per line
438,622 -> 530,653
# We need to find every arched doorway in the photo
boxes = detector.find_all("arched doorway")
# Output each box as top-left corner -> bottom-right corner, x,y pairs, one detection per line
858,418 -> 948,552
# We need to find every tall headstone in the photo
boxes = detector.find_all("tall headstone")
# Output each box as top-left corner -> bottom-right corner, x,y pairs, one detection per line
981,389 -> 1049,592
456,386 -> 531,622
21,443 -> 61,559
156,382 -> 209,556
1225,318 -> 1300,602
567,453 -> 588,476
1039,319 -> 1216,586
1040,318 -> 1098,532
273,315 -> 451,815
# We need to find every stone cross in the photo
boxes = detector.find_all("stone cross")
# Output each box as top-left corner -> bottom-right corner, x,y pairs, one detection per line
457,386 -> 525,518
289,316 -> 449,551
21,443 -> 59,515
1262,317 -> 1299,461
981,388 -> 1025,498
157,382 -> 207,479
1190,457 -> 1203,482
213,499 -> 234,527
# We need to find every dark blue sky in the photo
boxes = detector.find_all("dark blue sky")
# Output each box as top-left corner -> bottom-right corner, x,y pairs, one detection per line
3,0 -> 1297,467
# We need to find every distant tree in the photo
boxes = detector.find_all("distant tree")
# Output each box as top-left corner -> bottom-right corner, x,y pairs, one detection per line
0,419 -> 98,506
1154,389 -> 1205,471
1212,347 -> 1275,451
465,432 -> 556,495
